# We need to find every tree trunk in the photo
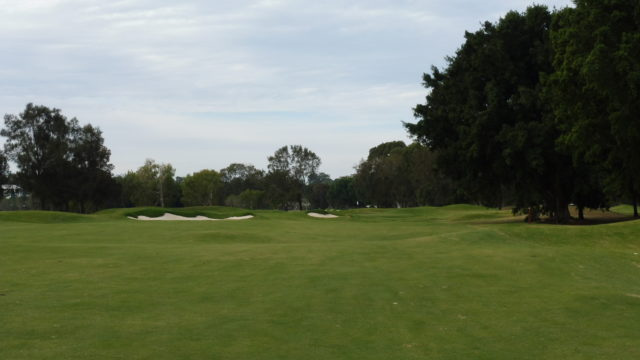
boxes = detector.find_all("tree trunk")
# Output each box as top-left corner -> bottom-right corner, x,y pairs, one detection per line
578,205 -> 584,221
558,203 -> 571,223
554,197 -> 571,224
159,181 -> 165,208
634,197 -> 639,218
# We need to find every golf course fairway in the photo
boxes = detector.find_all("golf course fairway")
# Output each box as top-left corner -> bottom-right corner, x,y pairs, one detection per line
1,205 -> 639,359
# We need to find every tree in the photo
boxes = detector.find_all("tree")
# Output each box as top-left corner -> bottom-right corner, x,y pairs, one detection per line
0,150 -> 8,200
181,169 -> 222,206
352,141 -> 456,208
220,163 -> 264,200
267,145 -> 321,210
327,176 -> 358,209
354,142 -> 408,208
1,103 -> 115,211
157,162 -> 177,208
548,0 -> 640,217
405,6 -> 581,222
238,189 -> 264,209
307,172 -> 332,209
120,159 -> 179,207
2,104 -> 74,209
263,169 -> 297,210
69,124 -> 115,212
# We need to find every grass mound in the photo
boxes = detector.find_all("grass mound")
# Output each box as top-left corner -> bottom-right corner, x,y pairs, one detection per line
101,206 -> 253,220
0,210 -> 96,223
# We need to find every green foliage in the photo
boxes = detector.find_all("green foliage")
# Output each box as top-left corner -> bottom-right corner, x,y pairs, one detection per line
267,145 -> 321,185
263,169 -> 297,210
548,0 -> 640,216
354,141 -> 459,208
220,163 -> 264,200
327,176 -> 358,209
181,169 -> 222,206
267,145 -> 322,210
0,150 -> 7,200
1,103 -> 115,212
238,189 -> 264,209
367,141 -> 406,160
118,159 -> 179,207
406,6 -> 585,221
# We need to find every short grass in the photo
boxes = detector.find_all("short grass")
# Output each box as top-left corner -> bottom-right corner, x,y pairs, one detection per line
1,205 -> 639,359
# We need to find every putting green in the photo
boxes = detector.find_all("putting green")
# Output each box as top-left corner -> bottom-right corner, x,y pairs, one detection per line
1,205 -> 639,359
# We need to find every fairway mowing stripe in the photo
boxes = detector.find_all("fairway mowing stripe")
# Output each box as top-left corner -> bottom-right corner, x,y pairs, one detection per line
626,294 -> 640,299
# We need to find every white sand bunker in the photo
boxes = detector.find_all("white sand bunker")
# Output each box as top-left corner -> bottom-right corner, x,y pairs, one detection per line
128,213 -> 254,221
307,212 -> 339,218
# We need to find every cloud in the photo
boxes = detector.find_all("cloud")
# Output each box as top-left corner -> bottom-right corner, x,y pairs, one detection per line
0,0 -> 573,177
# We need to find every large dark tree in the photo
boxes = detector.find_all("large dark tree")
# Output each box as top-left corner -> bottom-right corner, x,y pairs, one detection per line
406,6 -> 583,222
2,103 -> 115,211
2,104 -> 76,209
70,123 -> 114,212
548,0 -> 640,217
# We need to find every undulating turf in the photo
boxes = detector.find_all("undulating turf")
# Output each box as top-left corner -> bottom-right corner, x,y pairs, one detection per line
1,205 -> 639,359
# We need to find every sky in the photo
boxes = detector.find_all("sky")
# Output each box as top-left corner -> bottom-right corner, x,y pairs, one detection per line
0,0 -> 573,178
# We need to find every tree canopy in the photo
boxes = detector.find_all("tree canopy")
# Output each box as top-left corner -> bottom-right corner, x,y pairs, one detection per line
181,169 -> 222,206
1,103 -> 115,211
267,145 -> 321,210
405,5 -> 587,222
548,0 -> 640,217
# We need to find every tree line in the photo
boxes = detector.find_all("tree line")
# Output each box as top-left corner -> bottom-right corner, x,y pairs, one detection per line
0,104 -> 458,212
405,1 -> 640,222
2,1 -> 638,222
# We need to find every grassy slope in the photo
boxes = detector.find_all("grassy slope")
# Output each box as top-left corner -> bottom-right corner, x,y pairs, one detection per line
1,206 -> 639,359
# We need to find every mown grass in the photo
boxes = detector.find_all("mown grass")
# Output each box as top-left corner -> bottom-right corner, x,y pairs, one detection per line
1,205 -> 639,359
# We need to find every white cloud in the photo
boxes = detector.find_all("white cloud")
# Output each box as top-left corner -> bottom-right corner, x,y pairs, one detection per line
0,0 -> 573,177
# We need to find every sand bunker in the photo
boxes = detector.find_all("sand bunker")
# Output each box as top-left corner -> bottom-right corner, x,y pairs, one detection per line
128,213 -> 254,221
307,212 -> 338,218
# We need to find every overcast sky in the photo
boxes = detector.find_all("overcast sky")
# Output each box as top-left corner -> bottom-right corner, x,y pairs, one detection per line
0,0 -> 573,178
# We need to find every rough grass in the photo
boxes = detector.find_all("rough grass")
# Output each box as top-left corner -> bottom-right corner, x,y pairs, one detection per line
1,205 -> 639,359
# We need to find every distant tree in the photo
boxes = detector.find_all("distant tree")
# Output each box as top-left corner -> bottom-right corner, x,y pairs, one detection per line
131,160 -> 160,206
367,141 -> 406,159
238,189 -> 264,209
181,169 -> 222,206
263,169 -> 297,210
69,123 -> 114,212
121,159 -> 179,207
354,141 -> 414,208
220,163 -> 264,200
327,176 -> 358,209
157,163 -> 177,208
267,145 -> 321,210
0,150 -> 8,200
308,172 -> 332,185
307,172 -> 331,209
